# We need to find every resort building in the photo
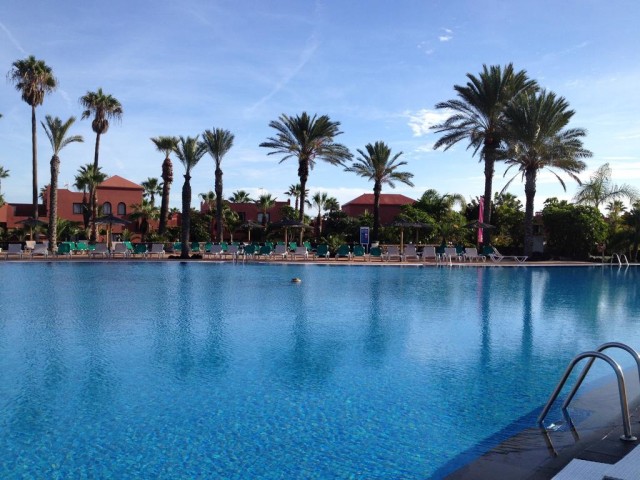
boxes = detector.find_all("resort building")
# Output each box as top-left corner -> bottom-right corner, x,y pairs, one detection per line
341,193 -> 416,225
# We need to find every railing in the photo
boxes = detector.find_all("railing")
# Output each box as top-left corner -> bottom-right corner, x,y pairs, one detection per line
610,253 -> 630,266
537,345 -> 639,442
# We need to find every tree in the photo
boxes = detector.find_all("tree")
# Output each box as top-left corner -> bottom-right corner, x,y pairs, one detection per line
260,112 -> 352,240
41,115 -> 83,252
325,196 -> 340,214
432,64 -> 537,246
415,189 -> 465,223
624,201 -> 640,261
542,199 -> 607,260
345,141 -> 414,241
73,164 -> 92,229
199,190 -> 216,239
574,163 -> 638,209
80,88 -> 123,170
311,191 -> 329,237
8,56 -> 57,219
141,177 -> 162,207
255,193 -> 276,226
130,199 -> 159,242
151,136 -> 178,235
501,90 -> 591,256
284,183 -> 307,214
75,164 -> 107,241
202,128 -> 234,242
173,136 -> 207,258
229,190 -> 253,203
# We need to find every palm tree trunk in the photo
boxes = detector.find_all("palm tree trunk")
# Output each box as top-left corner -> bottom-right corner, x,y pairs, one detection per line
482,150 -> 495,247
523,169 -> 537,257
159,157 -> 172,235
90,186 -> 98,242
31,105 -> 38,220
93,132 -> 101,170
215,167 -> 223,242
372,182 -> 381,242
298,164 -> 309,244
181,174 -> 191,258
48,155 -> 59,253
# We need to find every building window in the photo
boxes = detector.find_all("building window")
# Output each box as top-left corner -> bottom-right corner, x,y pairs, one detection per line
238,212 -> 246,222
257,213 -> 270,224
117,202 -> 126,215
102,202 -> 112,215
72,203 -> 83,215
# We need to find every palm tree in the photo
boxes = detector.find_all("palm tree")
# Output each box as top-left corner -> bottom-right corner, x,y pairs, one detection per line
202,128 -> 235,242
432,64 -> 537,246
260,112 -> 352,239
284,183 -> 308,214
415,189 -> 466,222
8,56 -> 57,219
255,193 -> 276,226
0,165 -> 9,196
41,115 -> 83,253
80,88 -> 123,171
173,136 -> 207,258
229,190 -> 253,203
325,196 -> 340,214
129,199 -> 159,242
151,136 -> 178,235
73,165 -> 92,229
141,177 -> 163,207
345,141 -> 414,241
574,163 -> 638,209
199,190 -> 216,239
501,90 -> 591,256
311,191 -> 329,236
75,164 -> 107,241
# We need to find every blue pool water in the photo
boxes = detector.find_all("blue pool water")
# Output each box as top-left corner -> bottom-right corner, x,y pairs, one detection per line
1,263 -> 640,478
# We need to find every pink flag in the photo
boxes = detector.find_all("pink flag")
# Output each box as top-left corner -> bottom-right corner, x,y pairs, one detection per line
478,196 -> 484,245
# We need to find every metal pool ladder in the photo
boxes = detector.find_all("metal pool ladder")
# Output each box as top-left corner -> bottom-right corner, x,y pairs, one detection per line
537,342 -> 640,442
610,253 -> 629,266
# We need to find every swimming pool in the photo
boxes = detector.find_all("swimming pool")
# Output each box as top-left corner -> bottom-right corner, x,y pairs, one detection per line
1,263 -> 639,478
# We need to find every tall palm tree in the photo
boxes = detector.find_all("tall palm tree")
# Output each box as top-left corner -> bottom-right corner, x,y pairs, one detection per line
202,128 -> 235,242
432,64 -> 537,246
229,190 -> 253,203
325,196 -> 340,214
415,189 -> 466,222
151,136 -> 178,235
311,191 -> 329,237
255,193 -> 276,226
41,115 -> 83,252
501,90 -> 591,256
173,136 -> 207,258
345,141 -> 414,242
8,56 -> 57,219
284,183 -> 308,214
260,112 -> 352,239
75,164 -> 107,241
199,190 -> 216,239
80,88 -> 123,171
574,163 -> 638,209
141,177 -> 163,207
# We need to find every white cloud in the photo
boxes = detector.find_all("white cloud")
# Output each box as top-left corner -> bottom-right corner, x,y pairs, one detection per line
0,21 -> 26,54
439,28 -> 453,42
405,109 -> 451,137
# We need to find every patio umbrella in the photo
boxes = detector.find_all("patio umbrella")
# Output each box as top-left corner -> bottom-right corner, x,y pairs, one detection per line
388,220 -> 432,252
464,220 -> 496,230
270,219 -> 311,246
239,220 -> 264,243
16,217 -> 48,240
95,214 -> 130,249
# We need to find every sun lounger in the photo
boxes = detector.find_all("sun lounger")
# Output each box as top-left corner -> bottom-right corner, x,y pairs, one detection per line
443,247 -> 461,262
256,245 -> 273,259
30,243 -> 49,258
292,246 -> 308,260
111,243 -> 130,258
463,247 -> 485,262
384,245 -> 401,261
314,244 -> 330,259
5,243 -> 25,259
89,243 -> 110,258
420,246 -> 438,262
205,244 -> 223,259
240,244 -> 256,260
402,244 -> 419,261
369,246 -> 383,261
487,246 -> 527,263
25,240 -> 36,252
133,243 -> 148,257
352,245 -> 366,261
149,243 -> 165,258
56,243 -> 72,257
335,244 -> 351,260
273,244 -> 288,259
223,244 -> 239,260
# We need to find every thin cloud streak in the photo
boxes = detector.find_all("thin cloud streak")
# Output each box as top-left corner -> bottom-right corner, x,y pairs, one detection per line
0,22 -> 26,54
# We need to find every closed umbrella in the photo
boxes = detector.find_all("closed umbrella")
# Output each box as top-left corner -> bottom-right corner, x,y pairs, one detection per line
95,214 -> 130,250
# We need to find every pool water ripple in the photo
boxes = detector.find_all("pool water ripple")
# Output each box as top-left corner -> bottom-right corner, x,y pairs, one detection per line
1,263 -> 640,478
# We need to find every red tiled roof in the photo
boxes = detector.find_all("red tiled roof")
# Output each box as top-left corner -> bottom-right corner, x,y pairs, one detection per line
343,193 -> 415,206
98,175 -> 143,190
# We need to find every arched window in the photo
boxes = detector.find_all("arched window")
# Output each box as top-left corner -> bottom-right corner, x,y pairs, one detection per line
102,202 -> 112,215
117,202 -> 126,215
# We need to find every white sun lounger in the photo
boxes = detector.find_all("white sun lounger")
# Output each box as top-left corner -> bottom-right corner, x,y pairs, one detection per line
89,243 -> 110,258
30,243 -> 49,258
420,246 -> 438,262
385,245 -> 401,261
488,246 -> 527,263
4,243 -> 24,259
149,243 -> 165,258
292,246 -> 308,260
402,244 -> 420,261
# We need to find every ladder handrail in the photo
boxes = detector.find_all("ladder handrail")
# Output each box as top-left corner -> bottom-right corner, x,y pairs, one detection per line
562,342 -> 640,413
610,253 -> 630,266
537,350 -> 636,442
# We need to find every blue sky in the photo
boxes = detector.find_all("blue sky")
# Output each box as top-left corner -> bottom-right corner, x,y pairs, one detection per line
1,0 -> 639,213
